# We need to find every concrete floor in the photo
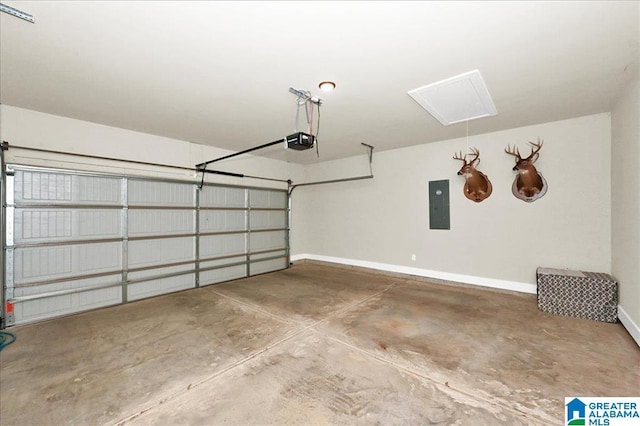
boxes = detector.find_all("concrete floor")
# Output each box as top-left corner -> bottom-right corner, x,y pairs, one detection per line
1,262 -> 638,425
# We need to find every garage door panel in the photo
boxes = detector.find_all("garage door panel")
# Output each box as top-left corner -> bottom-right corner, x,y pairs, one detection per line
14,288 -> 121,325
14,246 -> 72,281
200,210 -> 246,233
128,273 -> 195,301
128,263 -> 194,281
75,286 -> 121,308
200,186 -> 246,208
13,274 -> 121,298
250,230 -> 286,252
128,237 -> 195,268
14,209 -> 72,241
200,255 -> 246,271
251,249 -> 286,261
200,234 -> 246,259
250,257 -> 287,276
250,210 -> 285,230
128,210 -> 194,237
18,288 -> 121,322
12,274 -> 122,325
78,210 -> 121,237
14,242 -> 122,284
20,294 -> 73,320
14,209 -> 121,244
14,171 -> 72,202
200,265 -> 247,286
128,181 -> 194,206
15,171 -> 122,205
249,189 -> 286,209
79,242 -> 122,271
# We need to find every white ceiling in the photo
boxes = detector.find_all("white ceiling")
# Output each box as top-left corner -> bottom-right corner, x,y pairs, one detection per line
1,1 -> 638,164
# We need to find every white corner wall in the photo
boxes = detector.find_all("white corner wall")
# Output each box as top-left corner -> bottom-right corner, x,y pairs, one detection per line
0,105 -> 304,187
292,114 -> 612,294
611,75 -> 640,346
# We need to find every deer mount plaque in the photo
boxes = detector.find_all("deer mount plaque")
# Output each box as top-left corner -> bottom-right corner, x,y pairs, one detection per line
505,138 -> 548,203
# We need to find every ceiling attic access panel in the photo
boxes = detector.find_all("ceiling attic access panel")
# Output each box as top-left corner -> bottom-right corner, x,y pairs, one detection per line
408,70 -> 498,126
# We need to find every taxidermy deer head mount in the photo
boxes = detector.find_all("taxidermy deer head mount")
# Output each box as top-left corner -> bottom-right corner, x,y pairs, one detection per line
504,138 -> 548,202
453,147 -> 492,202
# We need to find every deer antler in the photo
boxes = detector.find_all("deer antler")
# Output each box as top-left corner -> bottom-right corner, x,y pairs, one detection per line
505,144 -> 521,160
468,147 -> 480,165
526,139 -> 543,160
453,151 -> 467,164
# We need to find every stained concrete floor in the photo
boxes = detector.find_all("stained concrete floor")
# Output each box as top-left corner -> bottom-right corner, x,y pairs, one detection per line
1,262 -> 638,425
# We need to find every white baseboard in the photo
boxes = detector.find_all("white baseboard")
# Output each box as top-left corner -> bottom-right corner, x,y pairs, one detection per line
618,305 -> 640,347
290,253 -> 537,294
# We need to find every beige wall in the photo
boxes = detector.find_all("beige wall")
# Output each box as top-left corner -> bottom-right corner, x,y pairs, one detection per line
611,75 -> 640,342
0,105 -> 304,188
292,114 -> 612,289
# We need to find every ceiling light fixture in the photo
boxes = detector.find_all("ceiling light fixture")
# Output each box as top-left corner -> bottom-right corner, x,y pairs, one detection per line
318,81 -> 336,92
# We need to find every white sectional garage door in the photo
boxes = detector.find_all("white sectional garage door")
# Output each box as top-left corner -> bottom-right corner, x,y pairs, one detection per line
3,166 -> 288,326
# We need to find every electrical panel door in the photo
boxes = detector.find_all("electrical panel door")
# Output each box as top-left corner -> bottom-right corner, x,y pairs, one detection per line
429,180 -> 450,230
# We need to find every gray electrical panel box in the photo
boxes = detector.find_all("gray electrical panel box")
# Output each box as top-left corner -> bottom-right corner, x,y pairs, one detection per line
429,180 -> 450,230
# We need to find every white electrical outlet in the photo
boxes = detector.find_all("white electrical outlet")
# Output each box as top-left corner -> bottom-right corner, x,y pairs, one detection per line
411,254 -> 416,261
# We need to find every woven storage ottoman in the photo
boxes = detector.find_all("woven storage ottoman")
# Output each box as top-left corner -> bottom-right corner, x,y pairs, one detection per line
536,267 -> 618,323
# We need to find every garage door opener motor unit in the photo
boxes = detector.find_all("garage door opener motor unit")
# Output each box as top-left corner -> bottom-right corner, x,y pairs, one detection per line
285,132 -> 315,150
